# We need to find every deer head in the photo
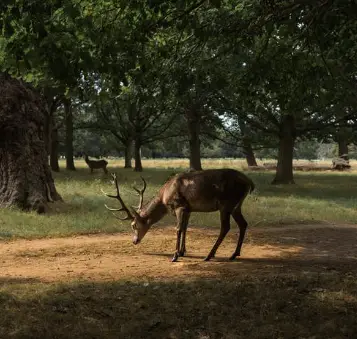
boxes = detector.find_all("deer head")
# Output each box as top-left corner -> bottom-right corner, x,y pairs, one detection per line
102,173 -> 149,244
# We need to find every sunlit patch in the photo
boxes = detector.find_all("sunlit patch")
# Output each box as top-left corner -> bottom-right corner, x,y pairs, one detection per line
314,290 -> 357,304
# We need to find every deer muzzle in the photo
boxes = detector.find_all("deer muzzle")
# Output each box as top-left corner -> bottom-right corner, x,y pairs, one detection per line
133,235 -> 140,245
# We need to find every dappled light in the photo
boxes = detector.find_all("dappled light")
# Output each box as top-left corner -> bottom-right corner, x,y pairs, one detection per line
1,224 -> 357,282
2,0 -> 357,337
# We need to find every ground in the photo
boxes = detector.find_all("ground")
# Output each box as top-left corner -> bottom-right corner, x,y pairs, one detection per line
2,223 -> 356,282
2,160 -> 357,338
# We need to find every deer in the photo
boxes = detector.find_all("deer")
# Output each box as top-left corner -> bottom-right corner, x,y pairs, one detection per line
102,169 -> 255,262
84,154 -> 108,174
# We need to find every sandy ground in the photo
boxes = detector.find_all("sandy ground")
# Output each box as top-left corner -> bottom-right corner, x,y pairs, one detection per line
1,223 -> 357,283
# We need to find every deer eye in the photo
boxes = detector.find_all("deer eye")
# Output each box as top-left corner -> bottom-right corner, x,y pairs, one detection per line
131,221 -> 137,230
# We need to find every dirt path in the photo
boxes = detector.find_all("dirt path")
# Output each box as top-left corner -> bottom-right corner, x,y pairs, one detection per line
1,223 -> 357,283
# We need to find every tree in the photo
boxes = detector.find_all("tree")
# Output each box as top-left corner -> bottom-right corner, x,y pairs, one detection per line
82,75 -> 178,171
0,74 -> 62,212
0,0 -> 94,210
0,0 -> 154,209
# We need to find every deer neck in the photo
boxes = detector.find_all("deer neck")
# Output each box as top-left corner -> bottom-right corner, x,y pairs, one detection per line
140,197 -> 167,226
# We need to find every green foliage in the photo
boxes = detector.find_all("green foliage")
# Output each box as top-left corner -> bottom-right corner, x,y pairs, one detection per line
294,140 -> 319,161
3,0 -> 357,175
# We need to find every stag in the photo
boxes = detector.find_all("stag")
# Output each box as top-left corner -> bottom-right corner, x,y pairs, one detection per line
102,169 -> 254,262
84,154 -> 108,174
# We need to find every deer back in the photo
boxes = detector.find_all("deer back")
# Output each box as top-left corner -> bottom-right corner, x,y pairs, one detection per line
160,169 -> 254,212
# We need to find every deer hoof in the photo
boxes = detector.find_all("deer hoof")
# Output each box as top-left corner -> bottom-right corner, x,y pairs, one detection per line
229,253 -> 240,260
203,255 -> 214,261
171,253 -> 179,262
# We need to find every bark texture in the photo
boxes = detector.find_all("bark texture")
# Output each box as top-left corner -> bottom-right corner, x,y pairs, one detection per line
134,140 -> 143,172
239,119 -> 258,167
0,74 -> 62,212
272,115 -> 296,184
243,140 -> 258,167
124,140 -> 133,169
338,139 -> 349,160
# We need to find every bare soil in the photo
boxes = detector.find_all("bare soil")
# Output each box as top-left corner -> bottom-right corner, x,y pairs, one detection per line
2,223 -> 357,283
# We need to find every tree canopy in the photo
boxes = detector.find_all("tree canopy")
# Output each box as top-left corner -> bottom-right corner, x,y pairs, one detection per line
2,0 -> 357,180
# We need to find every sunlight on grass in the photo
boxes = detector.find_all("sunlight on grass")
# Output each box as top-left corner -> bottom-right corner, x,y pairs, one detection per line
1,158 -> 357,240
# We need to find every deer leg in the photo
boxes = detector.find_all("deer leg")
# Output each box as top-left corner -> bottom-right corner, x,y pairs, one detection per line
204,209 -> 231,261
229,206 -> 248,260
172,229 -> 182,262
172,207 -> 189,262
179,212 -> 190,256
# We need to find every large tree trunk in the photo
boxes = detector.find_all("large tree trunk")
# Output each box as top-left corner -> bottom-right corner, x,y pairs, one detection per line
64,98 -> 76,171
272,115 -> 296,184
338,139 -> 349,160
186,109 -> 202,171
0,74 -> 62,213
134,140 -> 143,172
43,94 -> 59,155
50,126 -> 60,172
243,140 -> 258,167
124,139 -> 133,169
238,119 -> 258,167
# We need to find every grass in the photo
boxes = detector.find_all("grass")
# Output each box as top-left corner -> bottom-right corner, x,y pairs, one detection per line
1,158 -> 357,338
1,158 -> 357,239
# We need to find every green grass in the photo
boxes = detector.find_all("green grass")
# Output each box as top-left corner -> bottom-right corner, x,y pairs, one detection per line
1,158 -> 357,240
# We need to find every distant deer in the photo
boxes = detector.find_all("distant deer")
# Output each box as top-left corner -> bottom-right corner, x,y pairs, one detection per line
102,169 -> 255,262
84,154 -> 108,174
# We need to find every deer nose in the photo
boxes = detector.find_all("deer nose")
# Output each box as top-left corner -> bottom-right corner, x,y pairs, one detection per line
133,236 -> 140,245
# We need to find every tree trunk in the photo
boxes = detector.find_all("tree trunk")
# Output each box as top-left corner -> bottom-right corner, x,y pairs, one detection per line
338,139 -> 349,160
134,140 -> 143,172
272,115 -> 296,184
187,109 -> 202,171
50,126 -> 60,172
238,119 -> 258,167
124,139 -> 133,169
64,98 -> 76,171
243,140 -> 258,167
43,95 -> 59,156
0,74 -> 62,213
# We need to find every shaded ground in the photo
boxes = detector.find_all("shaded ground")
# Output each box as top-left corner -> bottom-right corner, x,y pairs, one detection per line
1,223 -> 357,282
1,224 -> 357,339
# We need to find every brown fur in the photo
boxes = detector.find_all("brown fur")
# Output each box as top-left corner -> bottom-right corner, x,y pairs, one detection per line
132,169 -> 255,262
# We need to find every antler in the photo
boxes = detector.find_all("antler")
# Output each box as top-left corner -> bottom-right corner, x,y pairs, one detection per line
132,176 -> 147,211
101,173 -> 134,220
